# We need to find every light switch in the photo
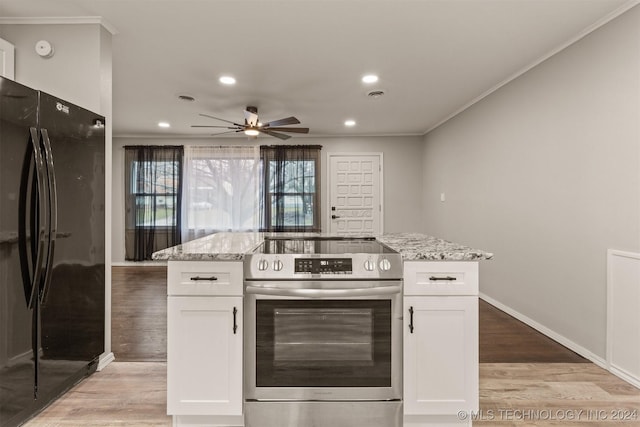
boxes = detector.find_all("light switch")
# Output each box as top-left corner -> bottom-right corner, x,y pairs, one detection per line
440,193 -> 446,202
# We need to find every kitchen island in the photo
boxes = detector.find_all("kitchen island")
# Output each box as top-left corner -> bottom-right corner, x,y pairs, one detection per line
153,232 -> 492,427
152,231 -> 493,262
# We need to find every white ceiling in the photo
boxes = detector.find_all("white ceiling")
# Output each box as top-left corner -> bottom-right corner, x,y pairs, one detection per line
0,0 -> 636,139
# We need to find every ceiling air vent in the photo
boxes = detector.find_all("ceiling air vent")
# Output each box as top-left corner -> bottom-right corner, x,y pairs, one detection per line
367,90 -> 385,99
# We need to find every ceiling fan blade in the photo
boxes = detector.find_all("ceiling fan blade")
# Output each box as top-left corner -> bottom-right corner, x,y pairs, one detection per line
244,110 -> 259,127
264,116 -> 300,127
261,129 -> 291,140
199,113 -> 243,127
265,127 -> 309,133
209,129 -> 243,136
191,125 -> 239,129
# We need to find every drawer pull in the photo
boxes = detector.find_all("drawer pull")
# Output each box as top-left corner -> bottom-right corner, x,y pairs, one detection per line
429,276 -> 456,281
190,276 -> 218,281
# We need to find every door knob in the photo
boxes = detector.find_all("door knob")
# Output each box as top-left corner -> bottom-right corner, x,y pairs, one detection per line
331,215 -> 341,219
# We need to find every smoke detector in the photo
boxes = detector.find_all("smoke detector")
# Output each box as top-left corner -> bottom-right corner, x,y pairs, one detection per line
35,40 -> 54,58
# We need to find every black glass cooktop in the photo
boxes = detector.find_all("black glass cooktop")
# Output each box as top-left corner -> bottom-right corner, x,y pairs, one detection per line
255,236 -> 397,255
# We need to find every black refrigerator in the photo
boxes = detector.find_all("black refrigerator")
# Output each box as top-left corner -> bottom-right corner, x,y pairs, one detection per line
0,76 -> 105,427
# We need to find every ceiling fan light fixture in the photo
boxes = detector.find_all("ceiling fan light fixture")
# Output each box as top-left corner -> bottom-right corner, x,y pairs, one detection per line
244,128 -> 260,136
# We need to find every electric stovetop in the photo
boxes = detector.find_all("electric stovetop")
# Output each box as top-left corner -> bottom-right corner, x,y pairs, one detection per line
255,236 -> 397,255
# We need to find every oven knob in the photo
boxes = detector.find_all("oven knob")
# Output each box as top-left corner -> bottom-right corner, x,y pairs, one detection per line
273,259 -> 284,271
379,258 -> 392,271
364,259 -> 375,271
257,259 -> 269,271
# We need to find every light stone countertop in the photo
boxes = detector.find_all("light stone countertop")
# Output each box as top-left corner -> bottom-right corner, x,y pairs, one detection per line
152,232 -> 493,261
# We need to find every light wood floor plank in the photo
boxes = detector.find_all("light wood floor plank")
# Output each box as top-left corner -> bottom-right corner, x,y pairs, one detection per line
23,362 -> 640,426
23,362 -> 171,427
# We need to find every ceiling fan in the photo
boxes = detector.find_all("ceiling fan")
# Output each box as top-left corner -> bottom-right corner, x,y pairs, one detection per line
191,106 -> 309,140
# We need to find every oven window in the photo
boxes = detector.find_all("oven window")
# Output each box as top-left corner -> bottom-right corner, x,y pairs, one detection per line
256,300 -> 391,387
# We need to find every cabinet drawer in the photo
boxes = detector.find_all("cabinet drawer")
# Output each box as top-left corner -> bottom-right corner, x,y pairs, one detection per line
168,261 -> 243,296
403,261 -> 478,296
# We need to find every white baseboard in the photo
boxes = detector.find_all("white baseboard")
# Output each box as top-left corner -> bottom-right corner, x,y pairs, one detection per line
609,365 -> 640,389
97,352 -> 115,371
479,293 -> 607,369
8,348 -> 32,367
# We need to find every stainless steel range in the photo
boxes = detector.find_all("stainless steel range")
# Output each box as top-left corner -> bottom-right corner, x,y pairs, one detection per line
244,236 -> 403,427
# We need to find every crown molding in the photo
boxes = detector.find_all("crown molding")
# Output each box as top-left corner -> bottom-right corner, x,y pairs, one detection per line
0,16 -> 118,34
423,0 -> 640,135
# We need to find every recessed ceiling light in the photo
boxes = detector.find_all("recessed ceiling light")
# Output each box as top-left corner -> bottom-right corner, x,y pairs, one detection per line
344,120 -> 356,127
158,122 -> 171,128
219,76 -> 236,85
362,74 -> 379,84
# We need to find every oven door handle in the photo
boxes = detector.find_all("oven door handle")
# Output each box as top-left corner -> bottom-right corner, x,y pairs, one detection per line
245,284 -> 402,298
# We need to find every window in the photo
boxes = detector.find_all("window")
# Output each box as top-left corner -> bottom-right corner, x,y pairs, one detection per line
124,145 -> 183,261
181,146 -> 261,241
130,160 -> 180,227
260,145 -> 321,232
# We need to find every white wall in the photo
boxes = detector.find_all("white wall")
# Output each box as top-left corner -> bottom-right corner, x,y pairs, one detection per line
0,24 -> 108,114
421,6 -> 640,360
111,135 -> 425,263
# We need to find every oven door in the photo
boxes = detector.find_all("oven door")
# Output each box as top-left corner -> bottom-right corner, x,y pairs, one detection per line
244,281 -> 402,401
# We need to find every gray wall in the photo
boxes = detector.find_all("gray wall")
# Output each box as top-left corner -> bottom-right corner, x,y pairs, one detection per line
420,6 -> 640,360
111,135 -> 425,263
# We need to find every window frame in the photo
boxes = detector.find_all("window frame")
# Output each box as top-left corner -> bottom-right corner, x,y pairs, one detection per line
128,159 -> 181,229
261,150 -> 321,232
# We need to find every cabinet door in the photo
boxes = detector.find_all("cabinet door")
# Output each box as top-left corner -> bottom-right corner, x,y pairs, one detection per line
403,296 -> 478,415
167,296 -> 242,416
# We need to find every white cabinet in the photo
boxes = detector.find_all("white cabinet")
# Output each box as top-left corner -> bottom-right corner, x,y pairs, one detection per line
167,261 -> 243,418
403,296 -> 478,415
403,262 -> 479,422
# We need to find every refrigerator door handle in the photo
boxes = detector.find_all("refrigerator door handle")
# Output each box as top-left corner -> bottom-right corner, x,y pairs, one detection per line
39,128 -> 57,305
18,127 -> 47,309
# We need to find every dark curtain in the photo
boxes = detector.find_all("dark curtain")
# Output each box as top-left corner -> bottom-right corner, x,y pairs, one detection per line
124,145 -> 183,260
260,145 -> 321,232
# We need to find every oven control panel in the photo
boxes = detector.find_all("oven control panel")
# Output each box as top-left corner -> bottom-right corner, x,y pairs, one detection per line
245,254 -> 403,280
295,258 -> 353,274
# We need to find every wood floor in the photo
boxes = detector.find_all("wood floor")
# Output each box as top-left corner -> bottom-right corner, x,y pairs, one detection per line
22,265 -> 640,426
111,266 -> 167,361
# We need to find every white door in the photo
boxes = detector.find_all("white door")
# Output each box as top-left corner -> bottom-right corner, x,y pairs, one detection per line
328,153 -> 382,235
0,38 -> 15,80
